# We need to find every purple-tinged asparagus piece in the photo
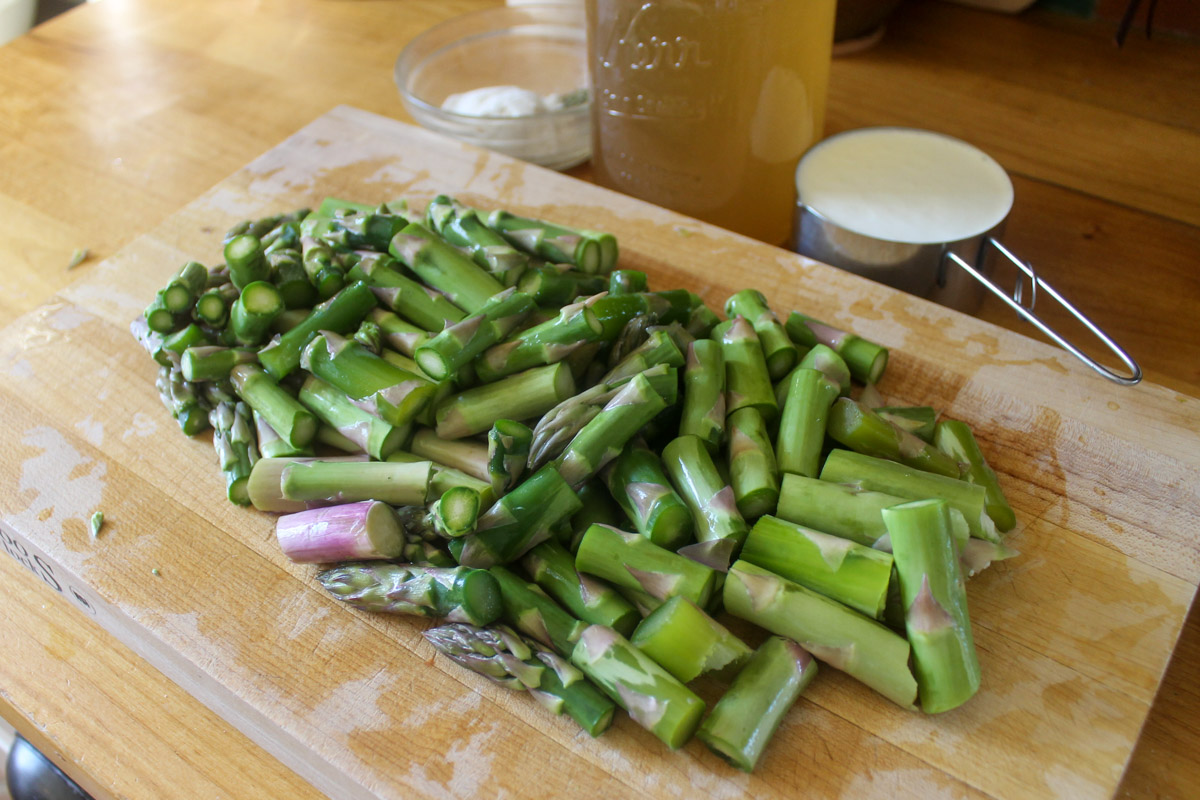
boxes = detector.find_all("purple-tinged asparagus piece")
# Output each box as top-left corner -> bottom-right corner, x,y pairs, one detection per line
276,500 -> 405,563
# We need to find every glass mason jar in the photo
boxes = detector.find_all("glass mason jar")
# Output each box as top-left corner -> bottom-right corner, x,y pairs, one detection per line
585,0 -> 836,245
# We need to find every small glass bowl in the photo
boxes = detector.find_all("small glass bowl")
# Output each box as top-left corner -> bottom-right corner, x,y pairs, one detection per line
395,5 -> 591,171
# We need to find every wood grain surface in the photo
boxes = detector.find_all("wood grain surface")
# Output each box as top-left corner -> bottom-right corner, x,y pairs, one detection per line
1,106 -> 1197,799
0,2 -> 1196,799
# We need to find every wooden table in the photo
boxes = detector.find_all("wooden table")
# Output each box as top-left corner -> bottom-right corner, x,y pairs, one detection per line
0,1 -> 1196,798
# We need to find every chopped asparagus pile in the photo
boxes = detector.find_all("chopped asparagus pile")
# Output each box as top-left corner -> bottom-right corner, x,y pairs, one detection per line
133,195 -> 1020,768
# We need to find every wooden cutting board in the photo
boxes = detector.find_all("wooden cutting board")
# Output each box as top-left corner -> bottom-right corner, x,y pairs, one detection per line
1,106 -> 1197,800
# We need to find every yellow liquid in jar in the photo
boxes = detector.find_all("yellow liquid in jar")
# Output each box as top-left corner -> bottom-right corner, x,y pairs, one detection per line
586,0 -> 836,245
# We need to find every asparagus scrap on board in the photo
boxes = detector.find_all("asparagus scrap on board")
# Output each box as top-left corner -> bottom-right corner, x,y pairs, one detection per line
132,194 -> 1018,769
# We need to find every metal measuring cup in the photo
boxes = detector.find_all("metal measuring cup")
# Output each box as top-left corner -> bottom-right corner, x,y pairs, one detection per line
791,127 -> 1141,386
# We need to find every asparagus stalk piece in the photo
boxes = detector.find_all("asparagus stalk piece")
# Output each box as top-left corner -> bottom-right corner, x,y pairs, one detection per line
209,400 -> 257,505
684,292 -> 721,338
563,481 -> 626,552
181,346 -> 257,383
270,308 -> 310,335
132,317 -> 172,368
374,348 -> 454,428
776,473 -> 903,547
555,373 -> 668,487
933,419 -> 1016,532
156,366 -> 212,435
300,235 -> 345,299
388,222 -> 505,313
449,465 -> 583,568
424,622 -> 616,737
257,280 -> 377,379
297,375 -> 408,461
724,560 -> 918,708
224,234 -> 269,291
522,540 -> 641,636
820,449 -> 998,542
301,331 -> 436,428
425,621 -> 545,690
740,515 -> 894,619
425,195 -> 531,286
680,339 -> 725,451
267,248 -> 318,310
402,540 -> 459,569
414,288 -> 535,381
143,292 -> 180,334
785,312 -> 889,386
584,292 -> 671,342
253,411 -> 312,459
516,263 -> 590,308
602,327 -> 685,384
430,485 -> 481,538
369,308 -> 430,356
161,323 -> 213,356
386,451 -> 496,508
487,419 -> 532,496
876,406 -> 939,443
275,500 -> 404,563
160,261 -> 208,312
793,344 -> 852,398
435,363 -> 575,440
346,257 -> 465,331
490,566 -> 587,656
575,523 -> 718,608
245,455 -> 368,512
630,596 -> 752,683
193,286 -> 232,327
410,429 -> 490,482
474,298 -> 603,382
481,208 -> 618,274
718,316 -> 779,421
230,364 -> 317,449
616,584 -> 665,617
662,435 -> 749,560
725,289 -> 798,380
353,318 -> 383,354
882,499 -> 981,713
570,625 -> 705,749
318,563 -> 502,626
603,442 -> 694,550
280,459 -> 432,507
527,363 -> 676,471
775,368 -> 840,479
827,398 -> 961,478
601,312 -> 657,372
325,209 -> 410,251
609,269 -> 648,296
228,209 -> 308,243
697,636 -> 818,772
726,407 -> 781,520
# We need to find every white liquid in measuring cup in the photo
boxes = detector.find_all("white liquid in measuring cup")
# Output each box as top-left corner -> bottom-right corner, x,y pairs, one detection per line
795,128 -> 1014,244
